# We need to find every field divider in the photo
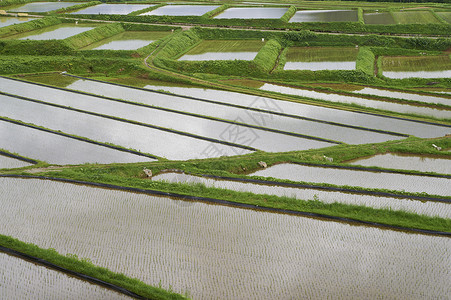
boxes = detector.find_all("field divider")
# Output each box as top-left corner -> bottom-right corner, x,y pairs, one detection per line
2,76 -> 343,144
0,117 -> 158,160
58,74 -> 411,138
0,149 -> 38,165
157,170 -> 451,204
0,174 -> 449,237
0,91 -> 258,152
0,245 -> 147,300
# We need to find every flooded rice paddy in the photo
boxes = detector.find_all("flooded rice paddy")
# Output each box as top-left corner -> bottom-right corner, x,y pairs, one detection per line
251,164 -> 451,197
0,153 -> 32,169
1,177 -> 449,299
348,153 -> 451,174
153,172 -> 451,218
214,7 -> 288,19
0,78 -> 333,152
8,24 -> 95,40
289,10 -> 358,23
0,119 -> 153,165
178,39 -> 264,61
260,83 -> 451,119
81,31 -> 170,50
65,78 -> 402,145
353,87 -> 451,106
140,5 -> 219,16
381,55 -> 451,79
138,81 -> 451,138
363,12 -> 395,24
7,2 -> 83,12
283,47 -> 358,71
0,252 -> 130,299
0,17 -> 36,28
0,93 -> 249,160
383,70 -> 451,79
70,4 -> 152,15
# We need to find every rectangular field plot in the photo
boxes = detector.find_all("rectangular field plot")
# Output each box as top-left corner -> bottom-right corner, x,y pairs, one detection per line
0,253 -> 130,299
251,163 -> 451,197
392,10 -> 441,24
348,153 -> 451,175
436,12 -> 451,24
81,31 -> 170,50
214,7 -> 288,19
66,78 -> 403,145
0,17 -> 36,28
0,94 -> 251,160
283,47 -> 358,71
289,10 -> 358,23
260,83 -> 451,119
363,11 -> 395,24
381,55 -> 451,79
153,172 -> 451,218
7,2 -> 83,12
0,78 -> 333,153
4,24 -> 95,40
178,40 -> 265,61
140,5 -> 219,16
0,153 -> 32,169
1,177 -> 449,299
0,119 -> 154,165
70,4 -> 152,15
135,81 -> 450,138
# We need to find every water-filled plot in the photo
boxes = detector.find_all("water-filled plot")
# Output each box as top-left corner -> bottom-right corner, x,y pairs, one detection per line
0,118 -> 154,165
251,163 -> 451,197
70,4 -> 152,15
348,153 -> 451,174
178,39 -> 265,61
260,83 -> 451,119
7,2 -> 83,12
153,172 -> 451,218
1,177 -> 449,299
214,7 -> 288,19
66,78 -> 402,145
392,10 -> 442,24
363,11 -> 395,24
140,5 -> 219,16
0,153 -> 32,169
381,55 -> 451,79
6,24 -> 95,40
436,12 -> 451,24
283,47 -> 358,71
0,17 -> 36,28
81,31 -> 171,50
135,80 -> 450,138
0,252 -> 130,299
289,10 -> 358,23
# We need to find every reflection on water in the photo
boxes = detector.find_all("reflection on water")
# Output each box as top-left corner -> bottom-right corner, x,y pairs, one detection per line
355,87 -> 451,106
179,52 -> 258,61
348,153 -> 451,174
140,5 -> 219,16
383,70 -> 451,79
215,7 -> 288,19
71,4 -> 152,15
12,25 -> 95,40
0,153 -> 32,169
284,61 -> 356,71
82,31 -> 170,50
363,12 -> 395,24
1,177 -> 449,299
0,17 -> 36,28
289,10 -> 358,23
250,163 -> 451,196
9,2 -> 83,12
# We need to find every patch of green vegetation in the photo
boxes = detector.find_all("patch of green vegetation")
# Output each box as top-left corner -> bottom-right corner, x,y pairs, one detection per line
184,39 -> 265,54
356,47 -> 375,75
13,72 -> 79,87
381,55 -> 451,71
285,46 -> 359,62
0,16 -> 61,38
0,235 -> 187,299
436,11 -> 451,24
392,10 -> 442,24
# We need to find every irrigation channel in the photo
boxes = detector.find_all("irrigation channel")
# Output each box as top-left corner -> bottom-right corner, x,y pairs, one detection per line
0,177 -> 449,299
0,251 -> 131,299
250,163 -> 451,197
152,172 -> 450,218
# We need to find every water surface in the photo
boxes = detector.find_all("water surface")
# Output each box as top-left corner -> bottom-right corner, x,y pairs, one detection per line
284,47 -> 358,71
0,153 -> 32,169
71,4 -> 152,15
82,31 -> 170,50
355,87 -> 451,106
1,177 -> 449,299
214,7 -> 288,19
11,24 -> 95,40
9,2 -> 83,12
140,5 -> 219,16
363,12 -> 395,24
383,70 -> 451,79
289,10 -> 358,23
0,17 -> 36,28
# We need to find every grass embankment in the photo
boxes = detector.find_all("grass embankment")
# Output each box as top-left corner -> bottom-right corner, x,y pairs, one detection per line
0,235 -> 187,300
8,137 -> 450,233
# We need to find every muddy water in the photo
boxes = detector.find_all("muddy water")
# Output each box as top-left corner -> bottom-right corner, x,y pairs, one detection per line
153,172 -> 451,218
347,153 -> 451,174
0,252 -> 130,299
250,163 -> 451,197
1,177 -> 449,299
0,153 -> 32,169
0,119 -> 154,165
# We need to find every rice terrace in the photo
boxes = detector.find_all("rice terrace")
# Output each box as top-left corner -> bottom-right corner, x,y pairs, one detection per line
0,0 -> 450,298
